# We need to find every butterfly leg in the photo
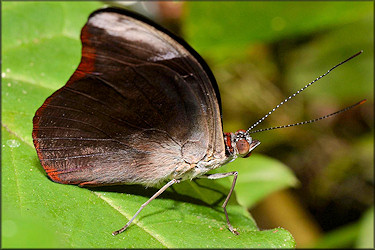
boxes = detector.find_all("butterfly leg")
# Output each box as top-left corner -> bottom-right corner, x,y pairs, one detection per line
112,178 -> 180,235
200,171 -> 239,235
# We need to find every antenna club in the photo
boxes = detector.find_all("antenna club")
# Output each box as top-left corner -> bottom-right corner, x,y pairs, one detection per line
358,99 -> 367,105
348,50 -> 364,61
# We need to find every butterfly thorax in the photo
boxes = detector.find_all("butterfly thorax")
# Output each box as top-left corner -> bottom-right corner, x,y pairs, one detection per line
171,130 -> 260,182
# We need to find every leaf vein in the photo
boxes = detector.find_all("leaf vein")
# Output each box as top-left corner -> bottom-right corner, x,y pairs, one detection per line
94,193 -> 173,248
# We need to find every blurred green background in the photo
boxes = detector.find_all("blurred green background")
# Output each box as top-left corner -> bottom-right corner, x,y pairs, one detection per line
2,1 -> 373,248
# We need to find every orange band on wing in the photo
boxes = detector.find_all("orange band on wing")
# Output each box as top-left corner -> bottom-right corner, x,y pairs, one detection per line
67,25 -> 96,84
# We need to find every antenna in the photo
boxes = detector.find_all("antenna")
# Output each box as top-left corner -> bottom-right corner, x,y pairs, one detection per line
245,50 -> 363,134
248,99 -> 366,134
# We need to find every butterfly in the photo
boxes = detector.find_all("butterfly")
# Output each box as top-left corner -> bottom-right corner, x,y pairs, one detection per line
32,7 -> 364,235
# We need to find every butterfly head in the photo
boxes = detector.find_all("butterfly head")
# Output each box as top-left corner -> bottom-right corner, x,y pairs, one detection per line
224,130 -> 261,158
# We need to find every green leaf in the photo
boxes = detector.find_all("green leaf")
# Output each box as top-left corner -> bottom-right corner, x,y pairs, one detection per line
232,155 -> 299,208
204,156 -> 299,209
2,2 -> 296,248
2,194 -> 67,248
356,206 -> 374,248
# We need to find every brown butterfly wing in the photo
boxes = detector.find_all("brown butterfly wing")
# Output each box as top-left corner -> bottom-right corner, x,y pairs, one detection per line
32,8 -> 226,186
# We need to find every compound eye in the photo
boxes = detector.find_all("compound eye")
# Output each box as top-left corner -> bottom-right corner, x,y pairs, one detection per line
236,138 -> 250,156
